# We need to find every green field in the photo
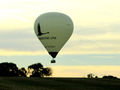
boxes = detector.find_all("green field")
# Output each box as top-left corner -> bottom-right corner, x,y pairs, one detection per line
0,77 -> 120,90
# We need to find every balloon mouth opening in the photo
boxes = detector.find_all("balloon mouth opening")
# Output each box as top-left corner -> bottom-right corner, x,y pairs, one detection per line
48,52 -> 58,58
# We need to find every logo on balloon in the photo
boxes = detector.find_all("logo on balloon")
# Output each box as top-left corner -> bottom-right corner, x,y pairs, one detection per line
37,23 -> 49,36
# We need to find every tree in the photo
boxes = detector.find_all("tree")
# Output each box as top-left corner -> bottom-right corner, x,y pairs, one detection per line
95,76 -> 98,78
102,75 -> 117,79
87,73 -> 94,78
0,62 -> 18,76
0,62 -> 26,77
28,63 -> 52,77
18,67 -> 27,77
28,63 -> 43,77
0,62 -> 52,77
42,67 -> 52,77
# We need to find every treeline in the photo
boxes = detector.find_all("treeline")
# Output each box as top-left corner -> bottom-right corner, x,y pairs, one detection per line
0,62 -> 52,77
87,73 -> 118,79
0,62 -> 119,79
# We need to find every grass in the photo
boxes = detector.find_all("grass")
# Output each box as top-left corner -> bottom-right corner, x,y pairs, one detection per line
0,77 -> 120,90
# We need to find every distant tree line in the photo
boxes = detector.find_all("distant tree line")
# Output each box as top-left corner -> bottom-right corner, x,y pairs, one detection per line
102,75 -> 117,79
0,62 -> 52,77
0,62 -> 118,79
87,73 -> 118,79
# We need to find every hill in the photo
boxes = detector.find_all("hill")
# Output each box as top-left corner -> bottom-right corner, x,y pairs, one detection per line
0,77 -> 120,90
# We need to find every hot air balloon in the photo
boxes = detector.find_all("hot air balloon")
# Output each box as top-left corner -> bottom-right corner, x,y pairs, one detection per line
34,12 -> 74,63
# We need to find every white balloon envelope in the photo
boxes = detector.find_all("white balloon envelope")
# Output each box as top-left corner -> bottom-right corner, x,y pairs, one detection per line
34,12 -> 74,62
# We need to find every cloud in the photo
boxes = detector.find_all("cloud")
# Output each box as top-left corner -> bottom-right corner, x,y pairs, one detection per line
63,32 -> 120,54
1,0 -> 120,30
0,25 -> 120,56
0,49 -> 47,56
74,32 -> 120,41
50,65 -> 120,77
0,30 -> 45,51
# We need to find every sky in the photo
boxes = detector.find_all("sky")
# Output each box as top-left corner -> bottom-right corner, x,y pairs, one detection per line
0,0 -> 120,77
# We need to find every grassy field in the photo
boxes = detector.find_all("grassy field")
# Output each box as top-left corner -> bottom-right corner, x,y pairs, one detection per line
0,77 -> 120,90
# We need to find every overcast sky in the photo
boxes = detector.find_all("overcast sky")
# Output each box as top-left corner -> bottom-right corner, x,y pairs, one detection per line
0,0 -> 120,77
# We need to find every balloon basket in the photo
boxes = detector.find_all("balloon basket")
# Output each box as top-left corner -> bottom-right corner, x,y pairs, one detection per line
51,59 -> 56,63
